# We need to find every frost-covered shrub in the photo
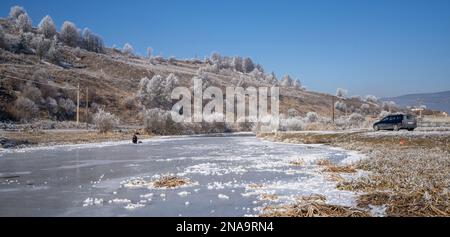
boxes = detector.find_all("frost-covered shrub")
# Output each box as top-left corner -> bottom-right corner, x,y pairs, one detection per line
93,108 -> 119,133
33,70 -> 58,98
202,63 -> 220,73
22,83 -> 42,103
334,101 -> 347,112
143,108 -> 181,135
13,96 -> 38,121
60,21 -> 80,47
288,108 -> 299,118
9,5 -> 26,19
382,101 -> 396,111
348,113 -> 365,127
32,34 -> 51,59
46,97 -> 58,116
360,103 -> 370,114
137,73 -> 179,110
57,98 -> 76,119
306,112 -> 319,123
365,95 -> 378,103
336,88 -> 348,98
280,117 -> 305,131
38,15 -> 56,39
122,43 -> 134,55
122,96 -> 137,110
81,28 -> 104,53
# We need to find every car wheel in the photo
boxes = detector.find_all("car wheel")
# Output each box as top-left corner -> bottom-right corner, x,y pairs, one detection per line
393,125 -> 399,131
374,125 -> 379,131
408,128 -> 415,131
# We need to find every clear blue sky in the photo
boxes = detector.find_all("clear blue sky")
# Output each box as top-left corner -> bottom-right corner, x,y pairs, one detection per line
2,0 -> 450,97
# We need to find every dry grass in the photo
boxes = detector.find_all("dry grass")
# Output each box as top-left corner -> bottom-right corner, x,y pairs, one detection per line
260,194 -> 370,217
259,131 -> 450,217
2,130 -> 153,147
260,193 -> 279,201
323,165 -> 356,173
316,159 -> 332,166
289,160 -> 304,166
153,176 -> 191,189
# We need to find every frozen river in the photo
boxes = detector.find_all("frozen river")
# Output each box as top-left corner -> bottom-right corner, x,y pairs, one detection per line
0,134 -> 361,216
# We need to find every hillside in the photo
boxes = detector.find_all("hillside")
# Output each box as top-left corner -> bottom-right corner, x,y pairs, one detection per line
383,91 -> 450,113
0,11 -> 387,131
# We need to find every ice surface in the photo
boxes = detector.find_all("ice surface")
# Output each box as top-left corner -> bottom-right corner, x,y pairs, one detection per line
0,135 -> 364,216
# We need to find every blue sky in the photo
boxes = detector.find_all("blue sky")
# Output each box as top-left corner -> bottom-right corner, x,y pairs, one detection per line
1,0 -> 450,97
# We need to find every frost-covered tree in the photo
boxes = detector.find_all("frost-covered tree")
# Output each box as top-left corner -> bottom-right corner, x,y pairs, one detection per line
93,108 -> 119,133
336,88 -> 348,98
255,63 -> 264,73
242,57 -> 255,73
210,52 -> 221,64
293,79 -> 301,89
147,47 -> 153,58
38,15 -> 56,39
17,13 -> 32,32
32,34 -> 51,59
265,72 -> 278,85
81,28 -> 104,53
122,43 -> 134,55
232,56 -> 243,72
9,5 -> 26,19
365,95 -> 378,103
60,21 -> 80,47
137,74 -> 179,110
46,39 -> 61,64
280,74 -> 293,87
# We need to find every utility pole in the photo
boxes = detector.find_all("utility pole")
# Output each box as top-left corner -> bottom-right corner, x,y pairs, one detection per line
85,87 -> 89,130
332,96 -> 335,124
76,83 -> 80,125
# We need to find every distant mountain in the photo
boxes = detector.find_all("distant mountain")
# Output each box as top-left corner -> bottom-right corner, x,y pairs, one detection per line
383,91 -> 450,113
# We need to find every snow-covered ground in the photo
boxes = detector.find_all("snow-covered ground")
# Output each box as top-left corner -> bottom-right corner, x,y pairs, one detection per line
0,135 -> 364,217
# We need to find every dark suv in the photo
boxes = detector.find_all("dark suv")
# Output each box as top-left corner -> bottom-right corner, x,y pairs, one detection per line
373,114 -> 417,131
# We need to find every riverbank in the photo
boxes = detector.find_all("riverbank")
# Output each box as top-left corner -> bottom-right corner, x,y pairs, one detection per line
0,129 -> 154,149
257,131 -> 450,217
